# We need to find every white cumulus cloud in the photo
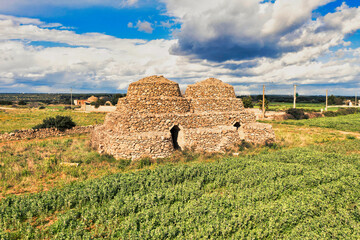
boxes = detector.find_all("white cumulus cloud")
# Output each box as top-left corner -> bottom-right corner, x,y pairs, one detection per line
1,1 -> 360,95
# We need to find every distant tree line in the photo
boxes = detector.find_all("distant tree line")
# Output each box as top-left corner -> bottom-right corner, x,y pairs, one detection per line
237,95 -> 328,103
238,94 -> 354,105
0,93 -> 126,105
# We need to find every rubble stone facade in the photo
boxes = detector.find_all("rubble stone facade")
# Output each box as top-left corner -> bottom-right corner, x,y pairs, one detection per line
91,75 -> 275,160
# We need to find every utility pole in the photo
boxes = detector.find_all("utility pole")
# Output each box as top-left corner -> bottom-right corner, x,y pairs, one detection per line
293,84 -> 297,109
325,89 -> 328,111
355,93 -> 357,107
262,85 -> 265,119
70,88 -> 73,109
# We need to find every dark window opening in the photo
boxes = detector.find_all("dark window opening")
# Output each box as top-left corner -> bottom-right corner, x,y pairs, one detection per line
170,125 -> 181,150
234,122 -> 241,130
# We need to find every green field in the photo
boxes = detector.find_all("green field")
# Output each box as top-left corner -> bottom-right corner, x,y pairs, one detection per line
279,113 -> 360,132
1,110 -> 360,238
2,139 -> 360,239
0,107 -> 105,133
254,102 -> 339,111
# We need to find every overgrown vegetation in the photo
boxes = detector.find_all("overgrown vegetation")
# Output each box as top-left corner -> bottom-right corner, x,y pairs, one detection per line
18,100 -> 27,105
280,113 -> 360,132
257,98 -> 269,111
0,136 -> 128,198
2,139 -> 360,238
286,108 -> 309,120
1,105 -> 360,238
324,107 -> 360,117
0,108 -> 105,133
0,100 -> 12,105
328,94 -> 345,105
242,96 -> 253,108
33,116 -> 76,131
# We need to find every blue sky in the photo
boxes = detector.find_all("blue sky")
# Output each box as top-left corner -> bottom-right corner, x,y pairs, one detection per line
0,0 -> 360,95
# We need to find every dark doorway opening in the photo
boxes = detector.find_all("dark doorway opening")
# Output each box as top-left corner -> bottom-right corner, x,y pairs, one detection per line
234,122 -> 241,130
170,125 -> 181,150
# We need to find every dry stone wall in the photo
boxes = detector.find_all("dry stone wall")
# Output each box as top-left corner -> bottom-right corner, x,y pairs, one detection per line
185,78 -> 236,98
126,75 -> 181,98
91,127 -> 174,159
0,125 -> 96,142
188,98 -> 244,112
91,75 -> 276,160
180,126 -> 241,152
117,97 -> 190,114
102,111 -> 255,134
241,123 -> 275,145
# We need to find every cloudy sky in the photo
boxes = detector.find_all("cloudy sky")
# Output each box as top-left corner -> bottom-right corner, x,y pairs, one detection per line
0,0 -> 360,95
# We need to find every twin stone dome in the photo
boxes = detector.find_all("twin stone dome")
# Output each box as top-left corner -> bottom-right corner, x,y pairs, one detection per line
126,75 -> 236,99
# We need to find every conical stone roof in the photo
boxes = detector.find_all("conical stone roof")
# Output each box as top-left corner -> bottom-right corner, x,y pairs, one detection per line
88,96 -> 99,102
185,78 -> 236,98
127,75 -> 182,98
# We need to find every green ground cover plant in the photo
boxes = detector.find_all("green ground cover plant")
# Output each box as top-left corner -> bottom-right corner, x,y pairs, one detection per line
0,136 -> 132,198
0,108 -> 105,133
1,139 -> 360,239
279,113 -> 360,132
33,116 -> 76,131
324,107 -> 360,117
254,102 -> 338,112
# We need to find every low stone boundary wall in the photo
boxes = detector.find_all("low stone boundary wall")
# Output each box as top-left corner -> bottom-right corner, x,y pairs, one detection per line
0,125 -> 98,142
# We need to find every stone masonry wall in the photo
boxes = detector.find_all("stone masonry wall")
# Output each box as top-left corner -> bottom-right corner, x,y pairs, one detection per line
0,125 -> 97,142
91,75 -> 276,160
101,111 -> 256,134
241,123 -> 275,145
185,78 -> 236,98
126,76 -> 181,98
91,122 -> 275,160
117,97 -> 190,114
91,127 -> 174,160
188,98 -> 244,112
180,126 -> 241,152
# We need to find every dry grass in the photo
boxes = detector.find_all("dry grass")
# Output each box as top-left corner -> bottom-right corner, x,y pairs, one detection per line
0,107 -> 105,133
0,135 -> 123,198
0,121 -> 356,199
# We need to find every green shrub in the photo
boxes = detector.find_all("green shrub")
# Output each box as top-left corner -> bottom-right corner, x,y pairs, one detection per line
324,111 -> 337,117
33,115 -> 76,131
242,96 -> 254,108
346,135 -> 356,140
324,108 -> 359,117
257,99 -> 269,112
286,108 -> 309,120
18,100 -> 27,105
135,157 -> 152,169
117,159 -> 132,170
0,100 -> 12,105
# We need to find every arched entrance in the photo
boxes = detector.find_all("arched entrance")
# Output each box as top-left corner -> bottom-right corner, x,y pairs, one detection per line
233,122 -> 241,130
170,125 -> 181,150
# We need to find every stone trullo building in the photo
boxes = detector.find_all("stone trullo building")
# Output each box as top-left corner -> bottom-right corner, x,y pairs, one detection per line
91,75 -> 275,160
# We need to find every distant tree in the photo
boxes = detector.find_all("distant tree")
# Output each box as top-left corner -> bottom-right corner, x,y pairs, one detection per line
111,94 -> 126,106
18,100 -> 27,105
0,100 -> 13,105
242,96 -> 254,108
257,99 -> 269,112
328,95 -> 343,105
286,108 -> 308,120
